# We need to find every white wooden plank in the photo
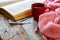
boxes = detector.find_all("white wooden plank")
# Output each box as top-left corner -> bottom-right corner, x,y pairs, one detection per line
0,14 -> 30,40
12,34 -> 21,40
11,25 -> 31,40
22,17 -> 43,40
9,37 -> 13,40
0,14 -> 10,40
0,14 -> 43,40
0,14 -> 20,40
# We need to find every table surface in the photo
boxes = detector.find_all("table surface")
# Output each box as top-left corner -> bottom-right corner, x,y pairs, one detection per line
0,0 -> 43,40
0,14 -> 43,40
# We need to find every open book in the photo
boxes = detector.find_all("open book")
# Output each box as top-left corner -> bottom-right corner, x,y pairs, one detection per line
0,0 -> 36,21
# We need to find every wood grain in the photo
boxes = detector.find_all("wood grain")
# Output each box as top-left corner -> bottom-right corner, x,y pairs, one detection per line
22,17 -> 43,40
0,14 -> 43,40
0,14 -> 30,40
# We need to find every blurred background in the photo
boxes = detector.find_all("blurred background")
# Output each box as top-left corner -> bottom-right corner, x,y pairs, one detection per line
0,0 -> 24,7
0,0 -> 44,7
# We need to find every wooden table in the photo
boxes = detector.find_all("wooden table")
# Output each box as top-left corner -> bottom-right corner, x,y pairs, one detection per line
0,14 -> 43,40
